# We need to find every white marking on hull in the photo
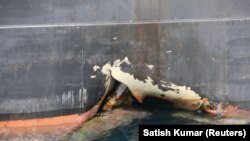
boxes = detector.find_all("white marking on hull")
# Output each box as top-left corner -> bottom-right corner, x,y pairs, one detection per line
90,75 -> 97,79
1,17 -> 250,29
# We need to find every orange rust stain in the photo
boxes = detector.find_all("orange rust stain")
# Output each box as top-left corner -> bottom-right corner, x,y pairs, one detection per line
131,89 -> 144,103
0,106 -> 98,136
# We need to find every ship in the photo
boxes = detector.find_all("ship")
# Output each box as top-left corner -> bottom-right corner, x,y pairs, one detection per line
0,0 -> 250,132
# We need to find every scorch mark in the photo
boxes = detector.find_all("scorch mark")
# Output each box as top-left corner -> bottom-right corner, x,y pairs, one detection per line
101,57 -> 203,111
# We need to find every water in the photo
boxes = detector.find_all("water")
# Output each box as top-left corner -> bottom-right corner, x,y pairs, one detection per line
1,98 -> 250,141
68,99 -> 204,141
69,98 -> 250,141
90,112 -> 199,141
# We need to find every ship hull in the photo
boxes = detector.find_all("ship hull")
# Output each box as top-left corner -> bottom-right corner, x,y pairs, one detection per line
1,0 -> 250,121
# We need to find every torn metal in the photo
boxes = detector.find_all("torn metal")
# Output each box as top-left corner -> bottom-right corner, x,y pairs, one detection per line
100,57 -> 206,111
99,57 -> 250,117
101,58 -> 250,119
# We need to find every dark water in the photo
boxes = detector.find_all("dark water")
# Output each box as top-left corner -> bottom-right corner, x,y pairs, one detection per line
0,98 -> 198,141
75,98 -> 250,141
2,98 -> 249,141
92,114 -> 198,141
71,98 -> 202,141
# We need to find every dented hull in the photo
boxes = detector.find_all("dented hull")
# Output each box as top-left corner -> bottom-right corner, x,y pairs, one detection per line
1,0 -> 250,123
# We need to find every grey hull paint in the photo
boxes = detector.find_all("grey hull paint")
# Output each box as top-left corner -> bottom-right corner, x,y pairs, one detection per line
1,0 -> 250,25
1,0 -> 250,119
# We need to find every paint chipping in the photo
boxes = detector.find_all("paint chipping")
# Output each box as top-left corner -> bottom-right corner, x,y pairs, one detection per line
112,56 -> 131,67
160,80 -> 168,84
147,64 -> 154,70
90,75 -> 97,79
101,58 -> 236,113
166,50 -> 172,53
101,57 -> 203,111
161,84 -> 167,88
93,65 -> 101,72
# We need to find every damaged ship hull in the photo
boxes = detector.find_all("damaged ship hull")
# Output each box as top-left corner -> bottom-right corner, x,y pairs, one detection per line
1,0 -> 250,123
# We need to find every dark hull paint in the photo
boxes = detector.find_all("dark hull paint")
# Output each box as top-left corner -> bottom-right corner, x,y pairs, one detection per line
1,0 -> 250,120
0,27 -> 106,120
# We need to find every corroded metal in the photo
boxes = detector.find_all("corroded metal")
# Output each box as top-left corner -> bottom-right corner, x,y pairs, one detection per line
101,57 -> 204,111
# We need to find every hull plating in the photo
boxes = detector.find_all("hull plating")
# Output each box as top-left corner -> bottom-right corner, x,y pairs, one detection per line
1,0 -> 250,121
